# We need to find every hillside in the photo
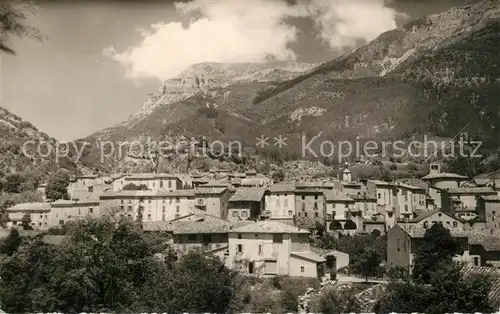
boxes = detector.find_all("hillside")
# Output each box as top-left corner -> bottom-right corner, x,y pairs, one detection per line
0,106 -> 78,188
80,0 -> 500,173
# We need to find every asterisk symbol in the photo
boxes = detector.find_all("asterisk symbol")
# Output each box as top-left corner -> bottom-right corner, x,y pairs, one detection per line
256,135 -> 269,148
273,134 -> 288,148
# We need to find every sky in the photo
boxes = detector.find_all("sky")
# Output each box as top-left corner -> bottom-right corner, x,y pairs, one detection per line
0,0 -> 468,141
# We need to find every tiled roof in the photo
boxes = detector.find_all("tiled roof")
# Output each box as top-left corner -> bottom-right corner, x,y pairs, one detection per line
7,202 -> 51,212
396,182 -> 426,191
468,231 -> 500,251
324,191 -> 354,202
461,265 -> 500,308
125,173 -> 180,180
100,190 -> 195,198
398,225 -> 469,238
230,221 -> 309,234
229,188 -> 266,202
421,172 -> 468,180
405,210 -> 459,223
368,180 -> 392,186
291,251 -> 326,262
269,183 -> 296,192
447,187 -> 496,194
296,182 -> 331,188
348,193 -> 377,201
194,187 -> 227,195
481,196 -> 500,202
51,198 -> 99,206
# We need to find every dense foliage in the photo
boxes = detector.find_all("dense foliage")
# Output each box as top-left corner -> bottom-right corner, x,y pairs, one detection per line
412,222 -> 462,283
45,170 -> 70,201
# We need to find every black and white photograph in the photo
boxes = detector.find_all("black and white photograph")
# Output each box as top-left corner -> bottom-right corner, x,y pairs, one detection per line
1,0 -> 500,312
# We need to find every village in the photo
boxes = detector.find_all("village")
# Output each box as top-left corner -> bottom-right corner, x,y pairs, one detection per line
4,160 -> 500,283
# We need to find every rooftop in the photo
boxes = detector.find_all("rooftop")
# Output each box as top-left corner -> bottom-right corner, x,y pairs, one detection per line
230,221 -> 309,234
324,191 -> 354,202
421,172 -> 469,180
229,188 -> 266,202
447,187 -> 496,194
100,190 -> 195,198
290,251 -> 326,263
7,202 -> 51,212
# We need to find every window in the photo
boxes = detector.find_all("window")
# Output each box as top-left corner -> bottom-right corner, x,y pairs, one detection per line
237,244 -> 243,253
202,234 -> 211,243
59,220 -> 64,225
147,214 -> 151,220
378,193 -> 381,199
233,211 -> 238,217
404,205 -> 408,212
128,200 -> 132,204
301,195 -> 305,200
301,203 -> 305,211
168,181 -> 172,188
453,221 -> 458,228
305,212 -> 308,217
176,206 -> 180,213
314,202 -> 318,210
238,234 -> 242,239
78,209 -> 81,215
188,234 -> 196,241
288,210 -> 293,216
423,221 -> 429,229
242,211 -> 248,217
162,206 -> 166,213
405,195 -> 408,201
315,195 -> 318,200
258,245 -> 263,256
40,215 -> 43,219
397,239 -> 400,252
148,198 -> 152,204
160,181 -> 163,188
176,197 -> 180,203
300,266 -> 304,273
345,203 -> 349,208
273,234 -> 283,243
89,208 -> 93,214
128,206 -> 132,212
315,212 -> 319,217
121,199 -> 124,204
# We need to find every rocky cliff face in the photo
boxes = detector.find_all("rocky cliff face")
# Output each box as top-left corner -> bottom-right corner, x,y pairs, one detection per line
81,0 -> 500,172
0,106 -> 78,179
118,61 -> 319,131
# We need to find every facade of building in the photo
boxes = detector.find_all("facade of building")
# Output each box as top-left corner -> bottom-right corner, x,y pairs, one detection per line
193,187 -> 231,219
99,190 -> 195,221
226,221 -> 326,278
265,184 -> 296,225
6,202 -> 51,229
123,173 -> 182,191
49,199 -> 100,227
228,188 -> 266,221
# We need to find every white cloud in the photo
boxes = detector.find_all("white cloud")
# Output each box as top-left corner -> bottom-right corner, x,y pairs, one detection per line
106,0 -> 403,82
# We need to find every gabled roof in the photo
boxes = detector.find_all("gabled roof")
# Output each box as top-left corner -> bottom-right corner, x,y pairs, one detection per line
480,195 -> 500,202
367,180 -> 392,186
7,202 -> 51,212
100,190 -> 195,198
229,188 -> 266,202
446,187 -> 496,195
468,231 -> 500,251
396,224 -> 469,238
194,187 -> 228,195
421,172 -> 468,180
230,221 -> 309,234
405,210 -> 460,224
290,251 -> 326,263
324,191 -> 354,202
269,183 -> 296,193
461,265 -> 500,308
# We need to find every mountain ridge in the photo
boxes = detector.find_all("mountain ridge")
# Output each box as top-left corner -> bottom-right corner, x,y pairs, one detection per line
80,0 -> 500,174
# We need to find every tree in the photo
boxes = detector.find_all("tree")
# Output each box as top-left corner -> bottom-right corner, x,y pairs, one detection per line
3,173 -> 25,193
310,285 -> 361,313
272,169 -> 285,183
350,248 -> 382,282
0,1 -> 42,55
412,223 -> 462,283
376,262 -> 494,314
21,213 -> 32,230
0,228 -> 22,255
45,170 -> 70,201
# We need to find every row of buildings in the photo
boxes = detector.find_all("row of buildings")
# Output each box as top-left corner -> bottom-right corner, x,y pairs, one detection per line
6,162 -> 500,277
